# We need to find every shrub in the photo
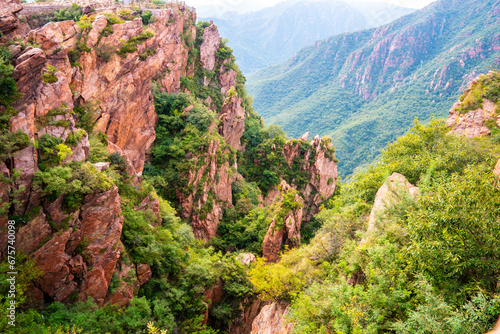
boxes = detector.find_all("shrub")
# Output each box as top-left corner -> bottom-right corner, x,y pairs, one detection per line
141,10 -> 153,25
96,43 -> 115,62
103,13 -> 124,25
42,64 -> 58,84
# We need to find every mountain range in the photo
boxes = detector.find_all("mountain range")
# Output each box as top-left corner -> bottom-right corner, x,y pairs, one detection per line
200,0 -> 415,73
247,0 -> 500,175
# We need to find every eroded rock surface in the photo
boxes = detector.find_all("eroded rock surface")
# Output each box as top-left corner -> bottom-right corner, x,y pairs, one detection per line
262,181 -> 303,262
446,72 -> 500,137
368,172 -> 419,233
251,302 -> 293,334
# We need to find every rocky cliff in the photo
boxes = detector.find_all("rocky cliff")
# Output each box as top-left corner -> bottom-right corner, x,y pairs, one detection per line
0,1 -> 198,306
446,71 -> 500,137
0,1 -> 338,319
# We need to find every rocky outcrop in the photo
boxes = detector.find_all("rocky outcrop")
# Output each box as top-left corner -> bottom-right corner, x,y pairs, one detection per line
367,172 -> 419,233
229,299 -> 265,334
262,181 -> 303,262
446,72 -> 500,137
219,94 -> 246,151
24,186 -> 124,305
6,5 -> 195,218
265,135 -> 338,221
251,302 -> 293,334
0,0 -> 23,36
178,138 -> 234,240
237,253 -> 256,266
200,23 -> 220,71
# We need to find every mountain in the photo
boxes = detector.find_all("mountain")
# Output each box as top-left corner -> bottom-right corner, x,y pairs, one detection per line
0,1 -> 337,332
201,0 -> 415,73
247,0 -> 500,176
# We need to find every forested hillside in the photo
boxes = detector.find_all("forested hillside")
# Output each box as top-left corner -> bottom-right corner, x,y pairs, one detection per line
201,0 -> 414,73
248,70 -> 500,333
248,0 -> 500,175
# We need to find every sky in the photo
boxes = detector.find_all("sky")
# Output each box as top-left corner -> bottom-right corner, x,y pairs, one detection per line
186,0 -> 436,15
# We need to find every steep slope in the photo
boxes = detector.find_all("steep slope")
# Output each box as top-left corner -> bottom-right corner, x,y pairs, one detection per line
0,3 -> 338,331
201,0 -> 414,73
248,0 -> 500,175
247,71 -> 500,334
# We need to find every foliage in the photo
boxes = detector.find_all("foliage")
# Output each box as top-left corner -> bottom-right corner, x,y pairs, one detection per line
42,64 -> 58,84
117,30 -> 155,57
33,162 -> 113,210
141,10 -> 153,25
96,43 -> 116,62
52,3 -> 83,22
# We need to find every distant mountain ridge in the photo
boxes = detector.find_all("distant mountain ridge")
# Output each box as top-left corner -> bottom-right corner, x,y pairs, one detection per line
201,0 -> 415,73
247,0 -> 500,175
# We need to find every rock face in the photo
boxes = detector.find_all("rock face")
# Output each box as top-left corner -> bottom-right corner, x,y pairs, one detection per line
262,181 -> 303,262
230,299 -> 265,334
177,138 -> 234,240
0,4 -> 200,306
5,5 -> 195,213
446,73 -> 500,138
265,136 -> 338,221
251,302 -> 293,334
219,94 -> 246,151
367,172 -> 419,233
200,23 -> 220,71
0,0 -> 23,36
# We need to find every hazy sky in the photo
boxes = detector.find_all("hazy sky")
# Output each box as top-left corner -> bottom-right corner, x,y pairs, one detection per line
186,0 -> 436,14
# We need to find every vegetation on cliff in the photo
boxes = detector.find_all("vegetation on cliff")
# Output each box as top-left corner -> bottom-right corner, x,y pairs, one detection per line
248,113 -> 500,333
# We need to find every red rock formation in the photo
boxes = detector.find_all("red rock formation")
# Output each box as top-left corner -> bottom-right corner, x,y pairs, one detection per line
200,23 -> 220,72
262,181 -> 303,262
250,302 -> 293,334
265,135 -> 338,221
0,0 -> 23,36
178,138 -> 234,240
219,94 -> 246,151
229,299 -> 264,334
446,73 -> 499,137
21,186 -> 124,305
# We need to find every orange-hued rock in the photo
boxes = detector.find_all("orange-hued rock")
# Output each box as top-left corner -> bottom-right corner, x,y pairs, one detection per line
251,302 -> 293,334
17,210 -> 52,254
200,24 -> 220,71
265,136 -> 338,221
219,94 -> 245,151
11,146 -> 38,215
494,159 -> 500,178
136,263 -> 152,286
24,185 -> 126,305
31,229 -> 76,302
78,186 -> 123,305
230,299 -> 264,334
0,0 -> 22,36
179,138 -> 234,240
262,181 -> 303,262
446,73 -> 499,138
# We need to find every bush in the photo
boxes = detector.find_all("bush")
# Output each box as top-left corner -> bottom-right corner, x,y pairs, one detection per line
42,64 -> 58,84
96,43 -> 115,62
141,10 -> 153,25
